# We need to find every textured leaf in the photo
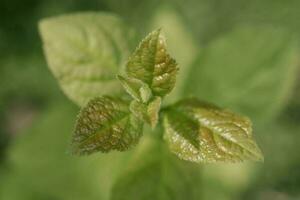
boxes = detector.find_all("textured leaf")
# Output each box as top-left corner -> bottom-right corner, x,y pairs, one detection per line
129,97 -> 161,128
183,25 -> 300,123
39,12 -> 134,106
126,29 -> 178,97
163,98 -> 264,163
117,75 -> 152,103
149,7 -> 198,104
72,96 -> 143,155
110,138 -> 202,200
163,109 -> 199,149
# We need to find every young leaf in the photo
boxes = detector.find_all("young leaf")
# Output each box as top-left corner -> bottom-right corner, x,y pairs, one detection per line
129,101 -> 149,124
126,29 -> 178,97
72,96 -> 143,155
39,12 -> 134,106
163,98 -> 264,163
117,75 -> 152,103
130,97 -> 161,128
147,96 -> 162,128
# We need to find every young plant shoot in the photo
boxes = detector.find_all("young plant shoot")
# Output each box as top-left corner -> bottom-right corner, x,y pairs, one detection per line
39,12 -> 263,163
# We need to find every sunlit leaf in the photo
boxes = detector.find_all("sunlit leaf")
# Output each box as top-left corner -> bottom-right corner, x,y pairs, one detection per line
163,108 -> 199,149
72,96 -> 143,155
163,98 -> 264,163
39,12 -> 134,106
126,29 -> 178,97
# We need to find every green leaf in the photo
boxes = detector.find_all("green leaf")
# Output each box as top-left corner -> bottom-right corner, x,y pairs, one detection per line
126,29 -> 178,97
147,96 -> 162,128
149,7 -> 199,104
182,25 -> 300,123
110,138 -> 202,200
39,12 -> 135,106
163,98 -> 264,163
117,75 -> 152,103
163,109 -> 199,149
129,97 -> 161,128
72,96 -> 143,155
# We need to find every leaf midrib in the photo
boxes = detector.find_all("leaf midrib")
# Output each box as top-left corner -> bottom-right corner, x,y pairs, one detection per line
76,111 -> 129,148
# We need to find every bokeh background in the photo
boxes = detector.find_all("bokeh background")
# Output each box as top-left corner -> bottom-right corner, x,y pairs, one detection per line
1,0 -> 300,200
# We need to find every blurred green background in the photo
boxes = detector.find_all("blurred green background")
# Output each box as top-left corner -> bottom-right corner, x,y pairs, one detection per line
0,0 -> 300,199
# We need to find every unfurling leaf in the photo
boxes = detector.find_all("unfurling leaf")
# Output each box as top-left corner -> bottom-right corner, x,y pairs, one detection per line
39,12 -> 134,106
117,75 -> 152,103
130,97 -> 161,128
129,101 -> 148,124
72,96 -> 143,155
163,98 -> 264,163
118,29 -> 178,128
126,29 -> 178,97
147,97 -> 162,128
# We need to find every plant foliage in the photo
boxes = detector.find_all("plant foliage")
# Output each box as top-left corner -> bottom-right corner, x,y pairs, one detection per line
39,12 -> 263,163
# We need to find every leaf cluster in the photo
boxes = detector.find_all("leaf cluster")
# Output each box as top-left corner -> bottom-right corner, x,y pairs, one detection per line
39,12 -> 263,163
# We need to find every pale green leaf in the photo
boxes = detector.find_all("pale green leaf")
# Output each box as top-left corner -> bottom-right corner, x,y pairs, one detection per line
110,138 -> 202,200
39,12 -> 134,106
147,96 -> 162,128
126,29 -> 178,97
130,97 -> 161,128
163,98 -> 264,163
72,96 -> 143,155
117,75 -> 152,103
182,25 -> 300,123
140,85 -> 153,103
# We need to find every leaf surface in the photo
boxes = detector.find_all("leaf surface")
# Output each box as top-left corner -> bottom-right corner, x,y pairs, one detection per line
39,12 -> 134,106
72,96 -> 143,155
117,75 -> 152,103
126,29 -> 178,97
163,98 -> 264,163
